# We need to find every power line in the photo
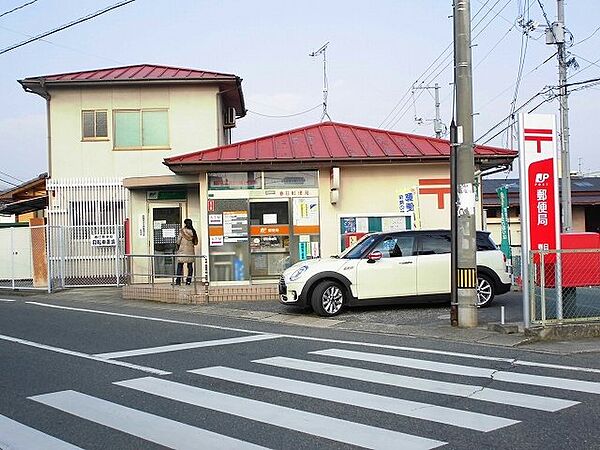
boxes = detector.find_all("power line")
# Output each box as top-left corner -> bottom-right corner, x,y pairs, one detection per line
0,170 -> 24,183
0,24 -> 125,64
0,0 -> 136,56
572,25 -> 600,47
381,0 -> 513,130
0,176 -> 19,187
0,0 -> 38,19
247,104 -> 321,118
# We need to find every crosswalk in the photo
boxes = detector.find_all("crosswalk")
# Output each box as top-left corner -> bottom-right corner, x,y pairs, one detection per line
3,345 -> 600,449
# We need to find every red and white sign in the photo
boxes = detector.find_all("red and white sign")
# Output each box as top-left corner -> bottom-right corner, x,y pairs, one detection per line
518,114 -> 561,258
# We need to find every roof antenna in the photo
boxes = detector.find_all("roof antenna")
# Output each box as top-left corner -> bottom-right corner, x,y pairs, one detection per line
309,41 -> 332,122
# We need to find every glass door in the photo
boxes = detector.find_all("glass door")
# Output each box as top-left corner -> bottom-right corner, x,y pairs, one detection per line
249,200 -> 291,279
149,203 -> 184,281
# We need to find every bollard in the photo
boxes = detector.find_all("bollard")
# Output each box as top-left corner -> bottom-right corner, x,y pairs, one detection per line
500,306 -> 505,325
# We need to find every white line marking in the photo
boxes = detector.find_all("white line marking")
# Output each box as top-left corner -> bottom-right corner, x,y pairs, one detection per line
116,377 -> 446,450
25,301 -> 269,335
0,298 -> 16,302
254,357 -> 578,412
0,414 -> 83,450
0,333 -> 170,376
25,301 -> 600,375
30,390 -> 265,450
95,334 -> 281,359
313,349 -> 600,395
190,366 -> 519,432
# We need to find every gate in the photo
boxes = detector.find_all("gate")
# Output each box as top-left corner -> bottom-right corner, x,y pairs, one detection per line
48,224 -> 126,288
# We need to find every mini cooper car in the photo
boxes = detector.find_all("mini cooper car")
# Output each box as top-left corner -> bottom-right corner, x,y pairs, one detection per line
279,230 -> 511,316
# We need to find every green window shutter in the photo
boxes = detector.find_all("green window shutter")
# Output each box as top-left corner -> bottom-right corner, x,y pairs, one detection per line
114,111 -> 141,147
142,110 -> 169,147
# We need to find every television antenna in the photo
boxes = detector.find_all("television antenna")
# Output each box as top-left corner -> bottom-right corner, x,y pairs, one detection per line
309,41 -> 332,121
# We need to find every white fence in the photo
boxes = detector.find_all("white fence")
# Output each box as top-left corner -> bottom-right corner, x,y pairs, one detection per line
0,226 -> 49,290
0,224 -> 126,291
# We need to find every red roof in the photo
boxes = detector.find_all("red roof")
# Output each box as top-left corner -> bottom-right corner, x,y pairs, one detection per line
165,122 -> 517,170
24,64 -> 238,83
19,64 -> 245,117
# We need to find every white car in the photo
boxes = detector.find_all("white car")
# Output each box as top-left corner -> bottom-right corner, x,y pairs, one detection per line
279,230 -> 511,316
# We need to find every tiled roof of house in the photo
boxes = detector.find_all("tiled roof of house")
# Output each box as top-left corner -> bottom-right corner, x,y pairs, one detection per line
22,64 -> 238,83
19,64 -> 245,115
165,121 -> 517,170
483,177 -> 600,206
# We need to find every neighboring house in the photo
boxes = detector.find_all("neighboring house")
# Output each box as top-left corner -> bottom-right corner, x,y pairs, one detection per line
0,173 -> 48,223
18,64 -> 245,285
483,176 -> 600,254
132,121 -> 516,285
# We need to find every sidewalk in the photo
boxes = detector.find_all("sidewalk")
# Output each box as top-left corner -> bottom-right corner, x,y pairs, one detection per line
5,287 -> 600,353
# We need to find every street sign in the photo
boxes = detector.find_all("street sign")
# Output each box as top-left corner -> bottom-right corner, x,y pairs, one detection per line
518,113 -> 561,326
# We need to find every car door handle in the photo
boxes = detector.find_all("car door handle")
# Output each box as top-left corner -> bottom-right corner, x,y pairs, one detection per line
398,261 -> 413,265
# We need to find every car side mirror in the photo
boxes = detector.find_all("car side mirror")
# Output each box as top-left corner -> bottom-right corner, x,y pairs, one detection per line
367,250 -> 383,263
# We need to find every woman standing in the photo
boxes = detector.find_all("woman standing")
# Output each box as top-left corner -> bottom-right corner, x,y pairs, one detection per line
175,219 -> 198,285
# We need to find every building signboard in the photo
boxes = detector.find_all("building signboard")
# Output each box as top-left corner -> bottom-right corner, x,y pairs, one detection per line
518,113 -> 561,325
91,234 -> 117,247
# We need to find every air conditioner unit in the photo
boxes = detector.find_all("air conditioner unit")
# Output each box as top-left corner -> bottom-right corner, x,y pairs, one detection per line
224,107 -> 236,128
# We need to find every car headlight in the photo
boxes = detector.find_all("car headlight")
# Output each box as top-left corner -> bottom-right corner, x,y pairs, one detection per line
289,265 -> 309,281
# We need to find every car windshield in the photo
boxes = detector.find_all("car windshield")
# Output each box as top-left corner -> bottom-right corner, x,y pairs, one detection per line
339,234 -> 379,259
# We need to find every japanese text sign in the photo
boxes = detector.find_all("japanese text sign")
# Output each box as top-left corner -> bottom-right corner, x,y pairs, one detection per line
518,113 -> 560,258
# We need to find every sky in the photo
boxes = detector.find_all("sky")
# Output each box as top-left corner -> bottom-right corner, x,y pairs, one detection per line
1,0 -> 599,189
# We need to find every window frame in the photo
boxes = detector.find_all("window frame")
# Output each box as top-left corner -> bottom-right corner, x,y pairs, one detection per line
416,232 -> 452,256
81,109 -> 109,141
371,233 -> 416,258
112,108 -> 171,151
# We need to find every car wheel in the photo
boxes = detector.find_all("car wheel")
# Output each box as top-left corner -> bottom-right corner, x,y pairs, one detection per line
311,280 -> 345,317
476,274 -> 495,307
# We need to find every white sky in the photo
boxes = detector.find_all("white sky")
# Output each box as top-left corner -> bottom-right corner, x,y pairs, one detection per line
0,0 -> 599,188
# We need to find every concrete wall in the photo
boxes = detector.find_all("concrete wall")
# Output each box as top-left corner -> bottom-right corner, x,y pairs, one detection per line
48,85 -> 220,178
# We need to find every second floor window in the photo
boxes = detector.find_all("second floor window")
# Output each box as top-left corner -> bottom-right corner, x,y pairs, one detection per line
82,110 -> 108,140
113,109 -> 169,150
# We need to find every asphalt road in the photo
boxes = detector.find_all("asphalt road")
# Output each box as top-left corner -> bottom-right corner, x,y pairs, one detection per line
1,296 -> 599,450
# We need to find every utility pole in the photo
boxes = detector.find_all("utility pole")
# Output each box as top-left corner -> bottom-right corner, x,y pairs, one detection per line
413,83 -> 444,138
545,1 -> 572,231
453,0 -> 478,328
557,0 -> 572,232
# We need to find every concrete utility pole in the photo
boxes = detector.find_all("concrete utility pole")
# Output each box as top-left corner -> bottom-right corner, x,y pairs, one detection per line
557,0 -> 572,232
453,0 -> 478,328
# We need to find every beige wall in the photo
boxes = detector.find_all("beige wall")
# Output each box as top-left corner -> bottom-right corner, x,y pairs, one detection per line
48,85 -> 220,178
318,164 -> 483,257
128,183 -> 201,280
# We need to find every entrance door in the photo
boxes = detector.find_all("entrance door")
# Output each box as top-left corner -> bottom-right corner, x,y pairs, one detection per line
149,203 -> 184,281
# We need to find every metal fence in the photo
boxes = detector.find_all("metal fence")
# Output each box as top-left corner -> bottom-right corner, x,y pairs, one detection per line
0,225 -> 50,291
124,254 -> 209,296
529,248 -> 600,325
0,224 -> 126,291
48,224 -> 126,288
